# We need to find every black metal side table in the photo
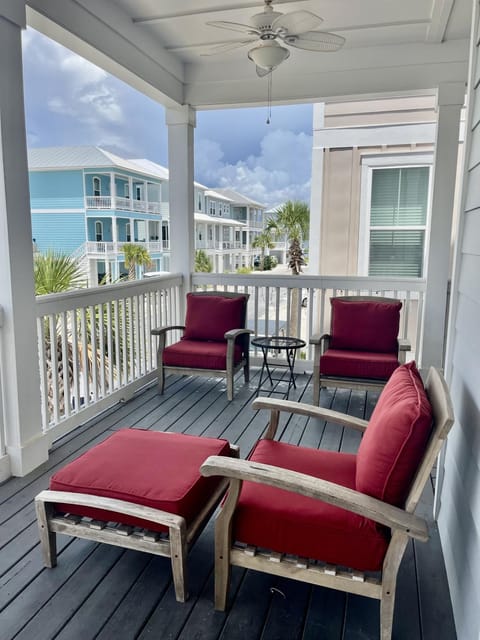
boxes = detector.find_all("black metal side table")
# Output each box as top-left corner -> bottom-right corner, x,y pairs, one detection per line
251,336 -> 306,398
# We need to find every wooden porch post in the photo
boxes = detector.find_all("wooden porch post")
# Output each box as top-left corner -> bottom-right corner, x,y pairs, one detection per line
421,82 -> 465,368
308,103 -> 325,277
0,4 -> 49,478
166,105 -> 196,306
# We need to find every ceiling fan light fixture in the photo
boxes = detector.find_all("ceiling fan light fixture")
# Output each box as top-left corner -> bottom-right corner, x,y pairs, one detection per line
248,41 -> 290,70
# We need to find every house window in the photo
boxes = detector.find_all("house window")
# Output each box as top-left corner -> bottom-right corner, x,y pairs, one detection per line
359,157 -> 431,278
126,222 -> 131,242
124,183 -> 130,198
95,221 -> 103,242
198,193 -> 202,211
210,201 -> 215,216
135,185 -> 142,201
93,177 -> 101,197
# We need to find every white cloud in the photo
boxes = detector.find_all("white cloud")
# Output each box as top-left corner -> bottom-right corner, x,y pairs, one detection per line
195,129 -> 312,208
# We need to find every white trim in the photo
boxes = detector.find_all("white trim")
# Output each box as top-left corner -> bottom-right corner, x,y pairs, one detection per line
30,209 -> 85,214
313,123 -> 437,149
358,153 -> 433,276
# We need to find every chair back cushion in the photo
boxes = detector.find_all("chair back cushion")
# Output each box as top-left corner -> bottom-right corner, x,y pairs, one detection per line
183,293 -> 246,342
329,298 -> 402,353
356,361 -> 433,506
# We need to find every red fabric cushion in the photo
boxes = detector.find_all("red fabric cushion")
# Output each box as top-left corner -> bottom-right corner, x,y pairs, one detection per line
233,439 -> 389,571
356,362 -> 432,506
329,298 -> 402,353
183,294 -> 246,342
320,349 -> 399,380
50,429 -> 231,532
163,339 -> 243,370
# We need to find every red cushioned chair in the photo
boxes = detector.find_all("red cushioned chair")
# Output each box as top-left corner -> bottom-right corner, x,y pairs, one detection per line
310,296 -> 411,404
35,429 -> 238,602
151,291 -> 252,401
201,363 -> 454,640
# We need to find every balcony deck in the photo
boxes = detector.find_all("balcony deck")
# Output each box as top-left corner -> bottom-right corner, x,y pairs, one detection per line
0,368 -> 456,640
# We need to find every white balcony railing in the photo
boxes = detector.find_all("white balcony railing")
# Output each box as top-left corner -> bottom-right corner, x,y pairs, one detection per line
31,272 -> 425,445
86,196 -> 162,214
85,241 -> 165,255
35,274 -> 182,443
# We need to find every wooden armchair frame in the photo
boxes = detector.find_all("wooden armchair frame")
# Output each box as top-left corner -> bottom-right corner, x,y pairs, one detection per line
201,367 -> 454,640
151,291 -> 252,401
310,296 -> 411,402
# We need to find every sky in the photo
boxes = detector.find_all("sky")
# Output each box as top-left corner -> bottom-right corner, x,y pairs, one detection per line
21,28 -> 313,209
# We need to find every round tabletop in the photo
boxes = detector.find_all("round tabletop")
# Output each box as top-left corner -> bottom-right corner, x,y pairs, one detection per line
251,336 -> 306,350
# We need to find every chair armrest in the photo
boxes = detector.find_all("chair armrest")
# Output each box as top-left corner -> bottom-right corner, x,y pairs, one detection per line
253,397 -> 369,433
224,328 -> 254,340
151,325 -> 185,337
201,457 -> 428,541
35,489 -> 185,530
310,333 -> 330,347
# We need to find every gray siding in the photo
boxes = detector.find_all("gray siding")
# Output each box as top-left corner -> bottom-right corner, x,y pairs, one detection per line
439,4 -> 480,639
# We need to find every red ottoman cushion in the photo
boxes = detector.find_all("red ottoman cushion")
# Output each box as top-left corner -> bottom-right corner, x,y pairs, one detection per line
50,429 -> 231,532
163,339 -> 243,370
356,362 -> 433,506
320,349 -> 399,380
233,439 -> 389,571
183,294 -> 246,342
329,298 -> 402,353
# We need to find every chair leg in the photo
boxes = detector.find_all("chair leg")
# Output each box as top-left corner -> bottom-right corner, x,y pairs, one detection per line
35,498 -> 57,568
313,373 -> 320,405
169,523 -> 188,602
157,361 -> 165,394
214,519 -> 231,610
380,587 -> 396,640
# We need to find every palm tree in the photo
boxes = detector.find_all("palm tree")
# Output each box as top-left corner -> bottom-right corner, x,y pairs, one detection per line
122,243 -> 152,280
268,201 -> 310,336
252,228 -> 275,270
268,200 -> 310,275
34,251 -> 86,417
195,249 -> 213,272
34,250 -> 85,294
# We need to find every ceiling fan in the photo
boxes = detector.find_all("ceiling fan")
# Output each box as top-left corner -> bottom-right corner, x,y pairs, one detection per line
203,0 -> 345,77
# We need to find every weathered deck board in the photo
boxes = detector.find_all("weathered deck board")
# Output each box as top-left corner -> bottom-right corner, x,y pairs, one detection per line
0,368 -> 456,640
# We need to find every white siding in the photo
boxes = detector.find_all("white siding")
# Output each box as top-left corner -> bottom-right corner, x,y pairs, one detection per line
439,3 -> 480,639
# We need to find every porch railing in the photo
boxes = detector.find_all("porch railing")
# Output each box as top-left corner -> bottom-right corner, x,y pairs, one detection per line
192,273 -> 426,364
85,196 -> 162,214
85,241 -> 165,255
32,272 -> 425,444
35,274 -> 182,443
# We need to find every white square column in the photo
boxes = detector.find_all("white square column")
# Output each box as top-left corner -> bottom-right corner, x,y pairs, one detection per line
166,105 -> 196,296
421,82 -> 465,368
0,5 -> 48,478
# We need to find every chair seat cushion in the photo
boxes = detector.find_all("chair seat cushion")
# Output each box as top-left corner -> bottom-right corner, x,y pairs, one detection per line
163,339 -> 243,370
329,298 -> 402,353
183,294 -> 246,342
233,439 -> 389,571
356,362 -> 432,506
50,429 -> 231,532
320,349 -> 399,380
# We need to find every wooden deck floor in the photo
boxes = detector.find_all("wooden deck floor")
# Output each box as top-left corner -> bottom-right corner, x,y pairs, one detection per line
0,368 -> 456,640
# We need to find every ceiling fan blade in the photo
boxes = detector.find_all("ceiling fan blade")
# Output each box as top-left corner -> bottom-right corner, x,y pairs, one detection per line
272,10 -> 323,35
256,66 -> 272,77
201,39 -> 257,56
285,31 -> 345,52
206,20 -> 259,35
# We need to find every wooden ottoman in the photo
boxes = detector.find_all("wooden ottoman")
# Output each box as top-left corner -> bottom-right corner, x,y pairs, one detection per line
35,429 -> 237,602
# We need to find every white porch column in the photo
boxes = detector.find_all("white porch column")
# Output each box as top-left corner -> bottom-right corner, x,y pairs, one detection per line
308,103 -> 325,275
420,82 -> 464,368
110,171 -> 116,206
0,5 -> 48,478
166,105 -> 196,293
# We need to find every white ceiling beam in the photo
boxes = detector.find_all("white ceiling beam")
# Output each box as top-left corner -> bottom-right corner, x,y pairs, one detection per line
132,1 -> 308,24
426,0 -> 456,43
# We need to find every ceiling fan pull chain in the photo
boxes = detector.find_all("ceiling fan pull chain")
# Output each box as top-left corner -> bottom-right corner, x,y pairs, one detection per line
266,72 -> 272,124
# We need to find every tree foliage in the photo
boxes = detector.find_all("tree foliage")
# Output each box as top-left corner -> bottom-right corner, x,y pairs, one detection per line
267,200 -> 310,275
252,228 -> 275,271
34,250 -> 85,295
195,249 -> 213,272
121,243 -> 152,280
